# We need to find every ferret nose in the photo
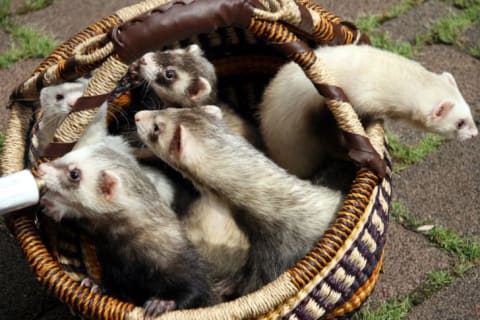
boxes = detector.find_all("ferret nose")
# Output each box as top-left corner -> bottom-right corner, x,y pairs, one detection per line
37,164 -> 47,177
135,111 -> 151,123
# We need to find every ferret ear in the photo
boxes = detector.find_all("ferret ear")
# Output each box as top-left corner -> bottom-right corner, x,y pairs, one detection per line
186,44 -> 203,56
99,170 -> 118,201
430,102 -> 454,122
440,72 -> 457,87
189,77 -> 211,102
174,124 -> 196,161
201,105 -> 223,120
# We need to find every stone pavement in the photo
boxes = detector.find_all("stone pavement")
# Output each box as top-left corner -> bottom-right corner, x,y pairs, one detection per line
0,1 -> 478,319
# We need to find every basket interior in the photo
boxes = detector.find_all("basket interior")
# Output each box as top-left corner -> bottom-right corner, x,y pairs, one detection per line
31,25 -> 360,304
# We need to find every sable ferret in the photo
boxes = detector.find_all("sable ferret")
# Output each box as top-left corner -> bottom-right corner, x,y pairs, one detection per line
38,105 -> 213,317
135,44 -> 252,285
135,44 -> 262,147
135,106 -> 343,295
259,44 -> 479,178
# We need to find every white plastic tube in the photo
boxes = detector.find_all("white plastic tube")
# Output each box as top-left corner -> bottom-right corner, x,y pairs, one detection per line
0,170 -> 42,215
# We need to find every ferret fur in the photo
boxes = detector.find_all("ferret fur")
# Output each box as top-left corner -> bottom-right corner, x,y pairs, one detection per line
136,44 -> 252,284
137,44 -> 262,148
259,44 -> 479,178
135,106 -> 343,296
36,78 -> 89,154
38,102 -> 213,316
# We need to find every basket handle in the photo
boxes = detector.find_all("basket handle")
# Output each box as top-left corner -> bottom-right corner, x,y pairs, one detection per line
110,0 -> 257,64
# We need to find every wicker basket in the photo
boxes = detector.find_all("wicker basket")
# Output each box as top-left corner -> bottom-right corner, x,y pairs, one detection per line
0,0 -> 392,319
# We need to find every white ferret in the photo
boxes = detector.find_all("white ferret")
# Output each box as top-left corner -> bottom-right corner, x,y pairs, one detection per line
135,106 -> 343,296
35,78 -> 89,155
259,44 -> 478,178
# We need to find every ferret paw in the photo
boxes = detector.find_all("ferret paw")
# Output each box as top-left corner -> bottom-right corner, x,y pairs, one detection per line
80,277 -> 103,295
143,298 -> 176,319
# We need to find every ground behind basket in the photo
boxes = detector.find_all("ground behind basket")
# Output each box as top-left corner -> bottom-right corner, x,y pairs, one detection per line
0,1 -> 479,319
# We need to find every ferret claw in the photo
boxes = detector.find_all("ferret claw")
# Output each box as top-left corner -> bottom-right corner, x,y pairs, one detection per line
143,298 -> 176,319
80,277 -> 103,294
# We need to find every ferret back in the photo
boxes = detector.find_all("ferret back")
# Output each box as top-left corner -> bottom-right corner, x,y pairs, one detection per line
1,1 -> 392,319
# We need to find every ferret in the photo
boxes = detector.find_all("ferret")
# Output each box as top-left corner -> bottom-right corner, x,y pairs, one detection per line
35,78 -> 89,154
259,44 -> 479,178
135,44 -> 252,285
135,106 -> 343,296
135,44 -> 262,147
38,135 -> 214,317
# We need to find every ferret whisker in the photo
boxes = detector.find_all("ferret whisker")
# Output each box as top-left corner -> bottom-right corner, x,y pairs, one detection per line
11,97 -> 37,104
108,104 -> 131,124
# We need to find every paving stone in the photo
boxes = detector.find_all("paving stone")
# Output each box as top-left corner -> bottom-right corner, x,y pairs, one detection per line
314,0 -> 404,21
1,2 -> 479,319
406,266 -> 480,320
394,137 -> 480,239
461,21 -> 480,55
366,222 -> 455,307
0,29 -> 13,54
379,0 -> 456,43
384,119 -> 428,147
0,224 -> 75,320
9,0 -> 26,14
0,59 -> 42,132
16,0 -> 140,42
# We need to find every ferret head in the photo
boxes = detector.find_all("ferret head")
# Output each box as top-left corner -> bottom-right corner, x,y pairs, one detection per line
39,78 -> 88,115
424,72 -> 478,141
137,44 -> 217,108
135,105 -> 224,170
37,143 -> 156,222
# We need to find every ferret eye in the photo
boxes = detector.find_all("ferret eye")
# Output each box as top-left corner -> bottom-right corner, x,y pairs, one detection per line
68,168 -> 81,182
56,94 -> 64,101
164,69 -> 176,80
456,119 -> 466,129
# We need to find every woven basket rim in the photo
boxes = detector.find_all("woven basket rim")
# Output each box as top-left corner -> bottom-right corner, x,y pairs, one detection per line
0,1 -> 391,319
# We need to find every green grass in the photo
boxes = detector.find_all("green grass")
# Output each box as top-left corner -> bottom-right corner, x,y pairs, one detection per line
468,46 -> 480,58
18,0 -> 54,14
387,132 -> 445,172
356,217 -> 479,319
370,32 -> 415,57
390,200 -> 436,231
385,0 -> 427,20
430,5 -> 480,45
0,22 -> 58,68
355,0 -> 426,33
427,226 -> 480,263
354,298 -> 413,320
441,0 -> 480,9
426,270 -> 455,290
0,0 -> 10,21
391,200 -> 480,264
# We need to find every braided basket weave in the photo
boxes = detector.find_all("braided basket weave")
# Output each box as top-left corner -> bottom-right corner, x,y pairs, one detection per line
0,0 -> 392,319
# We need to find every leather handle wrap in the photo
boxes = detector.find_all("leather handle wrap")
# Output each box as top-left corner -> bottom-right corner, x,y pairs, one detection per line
111,0 -> 256,64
